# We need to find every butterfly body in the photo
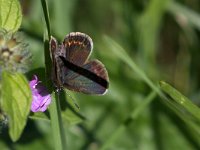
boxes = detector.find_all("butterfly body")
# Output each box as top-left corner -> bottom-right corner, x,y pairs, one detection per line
50,32 -> 109,95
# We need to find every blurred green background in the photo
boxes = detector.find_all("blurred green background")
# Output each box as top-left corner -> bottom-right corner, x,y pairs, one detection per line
1,0 -> 200,149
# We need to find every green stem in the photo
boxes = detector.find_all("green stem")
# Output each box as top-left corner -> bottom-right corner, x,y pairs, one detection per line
50,92 -> 67,149
40,0 -> 67,149
40,0 -> 51,39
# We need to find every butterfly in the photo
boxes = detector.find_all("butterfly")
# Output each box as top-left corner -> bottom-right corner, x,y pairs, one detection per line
50,32 -> 109,95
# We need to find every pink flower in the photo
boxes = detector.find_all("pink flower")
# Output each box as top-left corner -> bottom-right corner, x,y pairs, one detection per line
29,75 -> 51,112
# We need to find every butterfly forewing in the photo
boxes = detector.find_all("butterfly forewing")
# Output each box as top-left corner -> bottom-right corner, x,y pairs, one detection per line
63,32 -> 92,66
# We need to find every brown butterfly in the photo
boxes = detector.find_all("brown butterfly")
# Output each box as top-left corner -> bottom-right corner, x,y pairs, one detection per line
50,32 -> 109,95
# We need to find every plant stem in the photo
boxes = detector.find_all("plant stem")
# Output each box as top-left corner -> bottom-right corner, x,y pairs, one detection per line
41,0 -> 67,149
50,92 -> 67,150
40,0 -> 51,39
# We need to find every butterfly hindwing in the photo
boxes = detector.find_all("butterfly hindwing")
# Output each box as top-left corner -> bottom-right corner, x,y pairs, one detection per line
59,58 -> 109,94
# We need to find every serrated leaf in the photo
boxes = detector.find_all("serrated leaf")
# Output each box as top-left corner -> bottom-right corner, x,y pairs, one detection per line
0,0 -> 22,32
1,71 -> 32,141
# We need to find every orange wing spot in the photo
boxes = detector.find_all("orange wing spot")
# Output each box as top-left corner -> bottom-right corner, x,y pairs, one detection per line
65,40 -> 87,49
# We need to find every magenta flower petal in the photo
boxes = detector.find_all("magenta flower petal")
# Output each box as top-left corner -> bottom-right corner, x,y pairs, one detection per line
29,75 -> 51,112
29,75 -> 38,89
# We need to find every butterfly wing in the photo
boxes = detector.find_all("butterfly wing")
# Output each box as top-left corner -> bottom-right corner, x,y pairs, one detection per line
62,32 -> 93,66
50,36 -> 63,88
50,32 -> 109,94
59,57 -> 109,95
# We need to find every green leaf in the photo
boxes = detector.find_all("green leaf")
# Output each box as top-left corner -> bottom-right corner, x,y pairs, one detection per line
159,81 -> 200,121
159,81 -> 200,140
0,0 -> 22,32
29,112 -> 50,122
1,71 -> 32,141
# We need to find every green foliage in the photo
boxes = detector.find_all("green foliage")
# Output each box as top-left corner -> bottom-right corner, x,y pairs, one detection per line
160,81 -> 200,121
1,71 -> 31,141
0,0 -> 22,31
137,0 -> 169,66
103,35 -> 162,96
160,81 -> 200,143
1,0 -> 200,149
100,91 -> 157,150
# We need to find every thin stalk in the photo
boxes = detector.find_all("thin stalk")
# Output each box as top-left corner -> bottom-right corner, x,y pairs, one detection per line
40,0 -> 67,149
50,92 -> 67,150
40,0 -> 51,39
